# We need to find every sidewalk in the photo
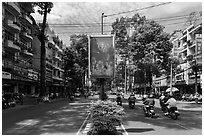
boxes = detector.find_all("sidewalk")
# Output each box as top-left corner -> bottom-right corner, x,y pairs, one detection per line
2,97 -> 68,113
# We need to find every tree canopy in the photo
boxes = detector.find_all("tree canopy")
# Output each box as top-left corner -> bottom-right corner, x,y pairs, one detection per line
112,13 -> 174,90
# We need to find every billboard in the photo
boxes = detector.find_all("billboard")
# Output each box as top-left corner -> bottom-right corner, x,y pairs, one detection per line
88,35 -> 115,79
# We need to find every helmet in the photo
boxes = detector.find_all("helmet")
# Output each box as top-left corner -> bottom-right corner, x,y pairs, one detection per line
149,94 -> 154,98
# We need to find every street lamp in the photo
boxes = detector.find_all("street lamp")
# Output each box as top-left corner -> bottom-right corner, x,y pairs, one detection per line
101,13 -> 107,35
125,22 -> 135,94
169,54 -> 173,95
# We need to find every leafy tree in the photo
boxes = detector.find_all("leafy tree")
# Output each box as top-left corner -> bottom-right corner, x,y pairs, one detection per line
63,34 -> 88,95
112,13 -> 173,93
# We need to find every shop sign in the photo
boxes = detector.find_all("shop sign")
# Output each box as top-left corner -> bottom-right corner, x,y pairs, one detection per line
2,71 -> 11,79
28,69 -> 38,81
88,35 -> 115,79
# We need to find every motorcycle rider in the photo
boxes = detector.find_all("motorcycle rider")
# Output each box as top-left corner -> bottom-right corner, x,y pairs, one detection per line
128,93 -> 136,107
164,94 -> 177,115
160,91 -> 171,112
143,94 -> 155,115
116,94 -> 122,106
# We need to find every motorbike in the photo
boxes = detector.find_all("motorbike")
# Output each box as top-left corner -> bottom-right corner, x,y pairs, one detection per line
165,107 -> 180,120
70,95 -> 75,101
143,105 -> 155,118
2,97 -> 9,109
117,100 -> 122,106
129,101 -> 135,109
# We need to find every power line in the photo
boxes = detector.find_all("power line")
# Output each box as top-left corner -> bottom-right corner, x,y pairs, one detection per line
105,2 -> 172,17
47,12 -> 201,28
52,19 -> 201,35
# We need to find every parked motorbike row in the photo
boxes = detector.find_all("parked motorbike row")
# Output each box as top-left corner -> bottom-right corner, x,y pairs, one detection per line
116,97 -> 180,120
2,92 -> 23,110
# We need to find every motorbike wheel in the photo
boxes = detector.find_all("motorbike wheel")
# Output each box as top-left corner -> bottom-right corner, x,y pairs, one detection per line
171,113 -> 178,120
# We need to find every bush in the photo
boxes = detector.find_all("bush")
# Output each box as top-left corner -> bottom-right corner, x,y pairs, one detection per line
87,100 -> 125,135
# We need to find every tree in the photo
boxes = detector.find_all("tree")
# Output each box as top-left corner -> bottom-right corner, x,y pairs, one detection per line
32,2 -> 53,97
112,13 -> 173,93
63,34 -> 88,95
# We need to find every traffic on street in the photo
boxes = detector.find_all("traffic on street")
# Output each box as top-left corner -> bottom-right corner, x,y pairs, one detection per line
2,93 -> 202,135
2,2 -> 202,135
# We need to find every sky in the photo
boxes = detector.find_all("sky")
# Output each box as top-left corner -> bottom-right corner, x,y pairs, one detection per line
31,1 -> 202,46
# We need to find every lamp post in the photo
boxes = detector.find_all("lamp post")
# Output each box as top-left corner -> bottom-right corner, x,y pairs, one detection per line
101,13 -> 107,35
125,22 -> 135,94
170,60 -> 173,95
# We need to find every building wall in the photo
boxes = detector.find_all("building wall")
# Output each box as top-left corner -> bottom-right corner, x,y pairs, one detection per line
2,2 -> 39,95
2,2 -> 66,97
153,23 -> 202,94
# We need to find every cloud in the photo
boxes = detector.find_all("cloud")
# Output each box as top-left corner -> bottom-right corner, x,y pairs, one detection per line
31,2 -> 202,46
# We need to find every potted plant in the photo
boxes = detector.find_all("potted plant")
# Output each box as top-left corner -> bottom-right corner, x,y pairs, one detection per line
87,100 -> 125,135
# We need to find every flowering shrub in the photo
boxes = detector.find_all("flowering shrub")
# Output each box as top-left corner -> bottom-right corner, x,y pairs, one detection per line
87,100 -> 125,135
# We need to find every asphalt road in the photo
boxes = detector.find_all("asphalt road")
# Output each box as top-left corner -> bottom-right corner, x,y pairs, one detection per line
2,94 -> 202,135
2,97 -> 94,135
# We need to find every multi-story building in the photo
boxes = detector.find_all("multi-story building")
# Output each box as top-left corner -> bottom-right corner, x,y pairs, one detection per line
2,2 -> 39,95
176,23 -> 202,94
153,23 -> 202,95
2,2 -> 66,97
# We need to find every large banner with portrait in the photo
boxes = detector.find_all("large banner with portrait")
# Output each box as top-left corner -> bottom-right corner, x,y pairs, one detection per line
88,35 -> 115,79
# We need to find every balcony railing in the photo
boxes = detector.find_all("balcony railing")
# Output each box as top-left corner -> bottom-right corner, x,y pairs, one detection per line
21,49 -> 33,57
4,39 -> 21,52
7,19 -> 21,32
20,31 -> 33,41
20,14 -> 32,25
5,2 -> 21,15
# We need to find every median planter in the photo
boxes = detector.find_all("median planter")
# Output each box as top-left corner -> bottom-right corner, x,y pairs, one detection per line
87,100 -> 125,135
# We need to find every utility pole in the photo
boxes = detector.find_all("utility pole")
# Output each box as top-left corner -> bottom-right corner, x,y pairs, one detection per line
39,2 -> 48,97
100,12 -> 107,100
101,13 -> 107,35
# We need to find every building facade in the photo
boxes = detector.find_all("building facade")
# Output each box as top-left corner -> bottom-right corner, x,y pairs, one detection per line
2,2 -> 66,97
176,23 -> 202,94
153,23 -> 202,95
2,2 -> 39,95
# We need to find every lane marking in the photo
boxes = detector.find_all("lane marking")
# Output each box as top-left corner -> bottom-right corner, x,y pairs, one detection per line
76,113 -> 90,135
121,123 -> 128,135
175,123 -> 189,130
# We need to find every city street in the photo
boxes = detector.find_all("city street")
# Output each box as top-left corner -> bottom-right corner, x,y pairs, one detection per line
2,94 -> 202,135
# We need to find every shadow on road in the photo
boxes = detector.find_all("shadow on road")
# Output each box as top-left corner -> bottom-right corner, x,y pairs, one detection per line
2,97 -> 93,135
125,128 -> 155,133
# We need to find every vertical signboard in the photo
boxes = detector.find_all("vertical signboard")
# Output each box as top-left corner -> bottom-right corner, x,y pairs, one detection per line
88,35 -> 115,79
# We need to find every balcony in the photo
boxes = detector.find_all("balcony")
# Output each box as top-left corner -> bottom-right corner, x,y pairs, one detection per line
58,48 -> 63,53
21,49 -> 33,57
4,2 -> 21,15
20,14 -> 33,26
55,55 -> 62,61
48,40 -> 55,48
54,44 -> 60,51
7,19 -> 21,33
175,73 -> 184,81
20,31 -> 33,41
4,39 -> 21,52
15,40 -> 26,49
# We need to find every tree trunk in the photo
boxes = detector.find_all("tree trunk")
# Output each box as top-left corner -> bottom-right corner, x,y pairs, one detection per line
39,2 -> 48,97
